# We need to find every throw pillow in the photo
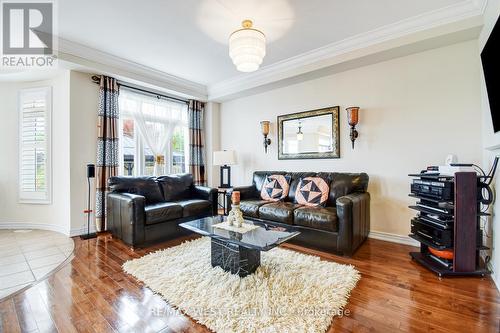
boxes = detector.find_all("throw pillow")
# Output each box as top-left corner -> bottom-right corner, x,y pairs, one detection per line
260,175 -> 291,202
295,177 -> 330,207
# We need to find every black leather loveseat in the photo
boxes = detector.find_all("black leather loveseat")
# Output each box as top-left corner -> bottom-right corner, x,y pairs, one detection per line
107,174 -> 217,247
229,171 -> 370,256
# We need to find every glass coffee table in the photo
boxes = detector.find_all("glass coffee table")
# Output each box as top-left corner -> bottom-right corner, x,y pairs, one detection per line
180,216 -> 300,277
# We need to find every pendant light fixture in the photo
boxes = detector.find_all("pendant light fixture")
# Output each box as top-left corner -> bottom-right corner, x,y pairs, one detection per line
297,120 -> 304,141
229,20 -> 266,72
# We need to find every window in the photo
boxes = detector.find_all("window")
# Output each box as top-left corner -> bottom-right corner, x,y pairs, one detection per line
118,89 -> 189,176
18,87 -> 52,203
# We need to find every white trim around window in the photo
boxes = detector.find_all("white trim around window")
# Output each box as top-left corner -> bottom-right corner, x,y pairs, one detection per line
18,86 -> 52,204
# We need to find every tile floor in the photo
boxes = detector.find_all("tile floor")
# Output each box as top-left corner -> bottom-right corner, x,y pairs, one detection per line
0,229 -> 74,300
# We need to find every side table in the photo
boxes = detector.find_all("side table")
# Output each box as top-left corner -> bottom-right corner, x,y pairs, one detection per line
217,187 -> 232,215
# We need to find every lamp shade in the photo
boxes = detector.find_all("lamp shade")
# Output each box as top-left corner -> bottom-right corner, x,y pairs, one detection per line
213,150 -> 237,166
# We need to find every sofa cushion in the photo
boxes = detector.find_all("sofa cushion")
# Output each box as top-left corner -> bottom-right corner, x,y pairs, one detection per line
108,176 -> 164,204
294,206 -> 338,232
178,199 -> 211,217
260,174 -> 291,202
145,202 -> 183,225
157,174 -> 193,201
240,199 -> 269,218
259,202 -> 302,225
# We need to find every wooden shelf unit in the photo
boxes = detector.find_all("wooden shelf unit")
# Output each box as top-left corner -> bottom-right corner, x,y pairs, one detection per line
408,171 -> 489,277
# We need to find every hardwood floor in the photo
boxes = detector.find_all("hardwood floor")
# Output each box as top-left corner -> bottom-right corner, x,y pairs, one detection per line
0,234 -> 499,333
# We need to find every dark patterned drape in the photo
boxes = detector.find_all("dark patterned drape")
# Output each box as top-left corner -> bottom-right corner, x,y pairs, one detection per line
188,100 -> 206,186
95,76 -> 119,232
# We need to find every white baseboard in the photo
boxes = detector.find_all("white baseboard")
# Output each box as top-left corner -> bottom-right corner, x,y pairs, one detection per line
368,230 -> 420,247
0,222 -> 69,236
488,262 -> 500,291
0,222 -> 97,238
69,224 -> 97,237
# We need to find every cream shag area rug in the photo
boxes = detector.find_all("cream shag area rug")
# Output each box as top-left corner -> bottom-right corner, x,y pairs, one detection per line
123,237 -> 360,333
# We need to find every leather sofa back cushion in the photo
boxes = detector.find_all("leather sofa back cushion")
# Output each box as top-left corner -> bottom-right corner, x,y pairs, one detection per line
108,176 -> 164,204
328,173 -> 369,205
295,177 -> 330,207
157,174 -> 194,201
260,175 -> 291,202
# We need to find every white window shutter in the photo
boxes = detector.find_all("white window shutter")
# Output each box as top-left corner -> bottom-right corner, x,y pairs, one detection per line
18,87 -> 52,203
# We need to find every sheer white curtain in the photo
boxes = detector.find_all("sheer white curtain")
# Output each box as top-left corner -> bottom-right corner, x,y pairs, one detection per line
119,89 -> 186,176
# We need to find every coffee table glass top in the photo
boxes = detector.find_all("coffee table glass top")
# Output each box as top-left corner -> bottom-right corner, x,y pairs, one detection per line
180,216 -> 300,251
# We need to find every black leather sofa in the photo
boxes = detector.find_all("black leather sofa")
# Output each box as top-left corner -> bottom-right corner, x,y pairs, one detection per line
106,174 -> 217,247
228,171 -> 370,256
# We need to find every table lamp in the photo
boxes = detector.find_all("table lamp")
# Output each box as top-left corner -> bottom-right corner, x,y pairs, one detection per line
213,150 -> 237,188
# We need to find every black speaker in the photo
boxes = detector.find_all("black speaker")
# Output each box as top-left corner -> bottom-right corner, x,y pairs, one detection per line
87,164 -> 95,178
81,163 -> 97,240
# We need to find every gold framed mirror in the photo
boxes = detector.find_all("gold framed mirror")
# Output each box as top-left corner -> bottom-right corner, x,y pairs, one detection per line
277,106 -> 340,160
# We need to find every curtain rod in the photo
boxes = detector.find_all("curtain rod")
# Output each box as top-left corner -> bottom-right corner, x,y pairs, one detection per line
91,75 -> 189,104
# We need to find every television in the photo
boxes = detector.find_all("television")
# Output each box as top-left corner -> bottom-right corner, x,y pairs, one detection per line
481,15 -> 500,132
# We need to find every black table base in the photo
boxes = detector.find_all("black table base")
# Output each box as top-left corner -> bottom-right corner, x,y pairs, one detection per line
211,238 -> 260,277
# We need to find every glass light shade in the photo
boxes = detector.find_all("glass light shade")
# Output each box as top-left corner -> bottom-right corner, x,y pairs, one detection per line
297,132 -> 304,141
229,20 -> 266,72
346,107 -> 360,126
260,120 -> 270,136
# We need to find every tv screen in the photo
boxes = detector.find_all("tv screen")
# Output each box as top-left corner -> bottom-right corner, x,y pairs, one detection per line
481,16 -> 500,132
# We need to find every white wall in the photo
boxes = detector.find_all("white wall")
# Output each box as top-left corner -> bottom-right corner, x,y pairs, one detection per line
0,72 -> 72,233
0,70 -> 99,236
219,40 -> 482,237
69,71 -> 99,234
479,0 -> 500,289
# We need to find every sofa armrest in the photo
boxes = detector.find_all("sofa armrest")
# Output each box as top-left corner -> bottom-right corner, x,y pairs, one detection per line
226,185 -> 259,211
193,185 -> 218,215
106,192 -> 146,247
232,185 -> 258,200
336,192 -> 370,256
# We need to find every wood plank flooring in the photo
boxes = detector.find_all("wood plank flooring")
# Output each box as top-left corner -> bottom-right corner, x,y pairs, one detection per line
0,233 -> 499,333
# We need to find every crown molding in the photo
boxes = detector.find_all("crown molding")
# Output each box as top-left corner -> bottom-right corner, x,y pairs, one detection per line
208,0 -> 486,101
57,38 -> 208,100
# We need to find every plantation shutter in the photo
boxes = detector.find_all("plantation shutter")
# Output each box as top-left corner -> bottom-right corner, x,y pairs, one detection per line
19,87 -> 52,203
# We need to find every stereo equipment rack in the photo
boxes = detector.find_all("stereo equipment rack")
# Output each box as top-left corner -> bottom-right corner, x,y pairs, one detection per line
408,172 -> 490,277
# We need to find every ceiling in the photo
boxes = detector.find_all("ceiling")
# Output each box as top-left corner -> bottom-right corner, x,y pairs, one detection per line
59,0 -> 466,86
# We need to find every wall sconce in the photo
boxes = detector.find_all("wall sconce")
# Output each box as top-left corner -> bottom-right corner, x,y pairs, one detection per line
260,120 -> 272,153
346,107 -> 359,149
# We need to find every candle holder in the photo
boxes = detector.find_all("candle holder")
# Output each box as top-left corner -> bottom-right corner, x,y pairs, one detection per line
227,191 -> 244,227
